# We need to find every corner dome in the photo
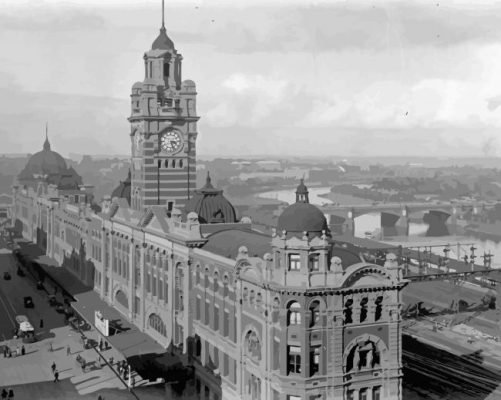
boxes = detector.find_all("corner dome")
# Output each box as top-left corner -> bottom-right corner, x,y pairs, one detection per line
111,170 -> 131,205
152,26 -> 175,51
184,172 -> 237,224
276,180 -> 329,238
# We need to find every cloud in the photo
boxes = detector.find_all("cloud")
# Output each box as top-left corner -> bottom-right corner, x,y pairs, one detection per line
0,8 -> 106,31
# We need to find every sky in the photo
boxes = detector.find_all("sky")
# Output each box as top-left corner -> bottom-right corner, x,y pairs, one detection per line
1,0 -> 501,158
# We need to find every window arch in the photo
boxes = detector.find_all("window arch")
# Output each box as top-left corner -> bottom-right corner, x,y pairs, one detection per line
287,301 -> 301,325
148,313 -> 167,337
375,296 -> 383,321
309,300 -> 320,327
179,159 -> 184,168
115,290 -> 128,309
164,159 -> 169,168
360,297 -> 369,323
171,159 -> 176,168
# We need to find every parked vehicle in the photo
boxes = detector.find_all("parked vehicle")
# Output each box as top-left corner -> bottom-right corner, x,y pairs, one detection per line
14,315 -> 36,343
23,296 -> 34,308
3,271 -> 11,280
16,268 -> 25,277
36,281 -> 44,290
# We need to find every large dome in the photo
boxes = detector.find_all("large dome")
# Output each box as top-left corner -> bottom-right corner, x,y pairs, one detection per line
18,134 -> 82,190
184,173 -> 236,224
276,180 -> 329,238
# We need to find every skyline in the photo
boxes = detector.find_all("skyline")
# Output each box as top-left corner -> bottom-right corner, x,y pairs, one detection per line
2,1 -> 501,158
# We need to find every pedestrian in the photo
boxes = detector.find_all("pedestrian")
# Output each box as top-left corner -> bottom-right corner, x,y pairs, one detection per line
51,361 -> 56,374
21,345 -> 25,356
66,345 -> 71,356
118,365 -> 122,376
104,341 -> 108,350
7,389 -> 13,399
99,339 -> 103,351
131,375 -> 135,388
53,370 -> 59,382
3,347 -> 6,358
39,318 -> 44,329
97,395 -> 103,400
1,389 -> 7,399
15,347 -> 19,357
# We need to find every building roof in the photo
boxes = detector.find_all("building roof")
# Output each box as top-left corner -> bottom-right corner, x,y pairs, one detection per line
111,170 -> 131,205
201,228 -> 272,259
17,132 -> 83,190
276,180 -> 329,239
152,26 -> 175,51
184,172 -> 236,224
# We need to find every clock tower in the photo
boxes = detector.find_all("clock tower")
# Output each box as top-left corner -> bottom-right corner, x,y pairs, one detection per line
129,0 -> 199,212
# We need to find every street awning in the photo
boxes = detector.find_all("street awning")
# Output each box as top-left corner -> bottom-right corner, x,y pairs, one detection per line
72,290 -> 165,358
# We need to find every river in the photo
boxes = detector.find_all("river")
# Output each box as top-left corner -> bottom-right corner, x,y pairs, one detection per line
256,187 -> 501,268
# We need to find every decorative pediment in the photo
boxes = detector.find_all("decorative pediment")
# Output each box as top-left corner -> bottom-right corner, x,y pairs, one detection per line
340,263 -> 394,289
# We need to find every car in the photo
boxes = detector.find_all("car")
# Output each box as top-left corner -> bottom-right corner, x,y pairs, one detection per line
16,268 -> 25,277
3,271 -> 11,280
23,296 -> 34,308
48,295 -> 57,306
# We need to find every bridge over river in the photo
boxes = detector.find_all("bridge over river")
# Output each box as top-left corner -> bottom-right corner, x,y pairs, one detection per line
320,200 -> 499,237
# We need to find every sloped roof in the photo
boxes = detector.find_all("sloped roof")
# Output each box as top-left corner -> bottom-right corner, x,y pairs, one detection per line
202,228 -> 272,259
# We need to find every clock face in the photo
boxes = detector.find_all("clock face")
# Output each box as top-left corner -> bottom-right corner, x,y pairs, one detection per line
160,131 -> 182,153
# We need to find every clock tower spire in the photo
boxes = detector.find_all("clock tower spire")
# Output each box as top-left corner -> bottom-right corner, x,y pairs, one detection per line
128,0 -> 199,212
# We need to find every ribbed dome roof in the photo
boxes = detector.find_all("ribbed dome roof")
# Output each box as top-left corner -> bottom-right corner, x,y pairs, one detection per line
111,170 -> 131,205
152,26 -> 175,51
184,172 -> 236,224
18,132 -> 82,190
276,180 -> 329,238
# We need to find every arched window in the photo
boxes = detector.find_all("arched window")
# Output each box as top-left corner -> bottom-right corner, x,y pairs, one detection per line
179,159 -> 184,168
375,296 -> 383,321
172,159 -> 176,168
243,287 -> 248,302
309,300 -> 320,327
360,297 -> 368,323
164,159 -> 169,168
148,313 -> 167,337
244,331 -> 262,361
195,266 -> 201,286
344,299 -> 353,324
204,268 -> 210,289
213,272 -> 219,294
272,297 -> 280,324
288,301 -> 301,325
249,290 -> 255,305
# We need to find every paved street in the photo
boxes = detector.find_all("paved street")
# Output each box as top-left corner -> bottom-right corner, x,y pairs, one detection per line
0,237 -> 165,399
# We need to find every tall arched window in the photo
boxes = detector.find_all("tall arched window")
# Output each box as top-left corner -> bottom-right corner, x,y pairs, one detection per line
309,301 -> 320,327
288,301 -> 301,325
344,299 -> 353,324
360,297 -> 369,323
148,313 -> 167,337
375,296 -> 383,321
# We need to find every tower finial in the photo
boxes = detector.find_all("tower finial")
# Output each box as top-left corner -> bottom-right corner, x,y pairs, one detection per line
162,0 -> 165,29
43,122 -> 51,151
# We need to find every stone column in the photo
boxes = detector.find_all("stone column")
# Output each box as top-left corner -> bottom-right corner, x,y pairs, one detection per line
128,239 -> 134,321
140,244 -> 147,331
100,229 -> 106,299
108,232 -> 114,304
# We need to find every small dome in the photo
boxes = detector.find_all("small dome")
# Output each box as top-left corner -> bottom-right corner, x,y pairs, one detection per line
111,170 -> 131,205
152,27 -> 175,51
132,82 -> 142,90
276,180 -> 329,238
184,172 -> 237,224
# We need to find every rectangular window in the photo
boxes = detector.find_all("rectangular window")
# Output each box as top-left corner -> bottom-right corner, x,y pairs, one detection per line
223,353 -> 229,376
196,297 -> 201,320
288,254 -> 301,271
309,254 -> 320,271
223,309 -> 229,337
373,387 -> 381,400
273,338 -> 280,370
310,346 -> 321,375
158,278 -> 163,300
288,346 -> 301,374
359,388 -> 368,400
346,390 -> 355,400
205,299 -> 210,325
214,305 -> 219,331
